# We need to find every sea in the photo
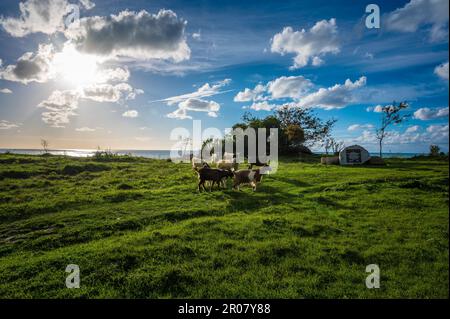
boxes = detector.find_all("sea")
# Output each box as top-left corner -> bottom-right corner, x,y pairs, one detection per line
0,148 -> 423,159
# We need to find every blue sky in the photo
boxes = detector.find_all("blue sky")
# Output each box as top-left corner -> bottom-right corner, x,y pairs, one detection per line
0,0 -> 448,152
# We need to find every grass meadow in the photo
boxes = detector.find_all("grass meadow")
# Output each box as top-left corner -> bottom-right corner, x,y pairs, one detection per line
0,153 -> 448,298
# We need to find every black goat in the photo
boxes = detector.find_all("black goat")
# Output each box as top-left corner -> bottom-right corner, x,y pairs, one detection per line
197,167 -> 233,191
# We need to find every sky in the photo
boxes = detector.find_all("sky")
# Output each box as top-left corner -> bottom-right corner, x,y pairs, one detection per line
0,0 -> 448,153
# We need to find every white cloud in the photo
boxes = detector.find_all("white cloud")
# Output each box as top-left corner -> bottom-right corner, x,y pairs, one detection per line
297,76 -> 366,109
161,79 -> 231,105
312,56 -> 324,66
166,107 -> 191,120
79,0 -> 95,10
192,31 -> 201,40
406,125 -> 420,133
37,81 -> 142,127
234,75 -> 313,105
347,124 -> 449,147
0,43 -> 55,84
64,9 -> 190,62
385,0 -> 449,42
434,61 -> 449,80
414,107 -> 449,120
76,126 -> 96,132
425,124 -> 449,144
235,75 -> 366,111
0,0 -> 71,37
234,84 -> 266,102
0,88 -> 12,94
122,110 -> 139,118
347,123 -> 374,131
37,90 -> 80,127
247,101 -> 278,111
374,105 -> 384,113
82,83 -> 141,103
426,124 -> 449,133
95,67 -> 130,83
267,76 -> 313,99
0,120 -> 21,130
167,98 -> 220,119
270,18 -> 340,69
366,105 -> 385,113
161,79 -> 229,119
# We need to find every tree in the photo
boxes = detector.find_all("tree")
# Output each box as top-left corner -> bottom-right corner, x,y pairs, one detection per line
322,138 -> 332,155
276,106 -> 336,147
201,137 -> 215,157
40,139 -> 49,154
323,137 -> 344,155
229,108 -> 336,157
429,145 -> 440,156
286,124 -> 305,148
375,102 -> 408,158
330,139 -> 345,155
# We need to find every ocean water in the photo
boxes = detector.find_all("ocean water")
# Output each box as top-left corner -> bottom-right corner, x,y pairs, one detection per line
0,148 -> 173,159
369,152 -> 423,158
0,148 -> 423,159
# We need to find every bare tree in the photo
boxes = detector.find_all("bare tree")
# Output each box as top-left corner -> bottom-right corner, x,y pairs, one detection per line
375,102 -> 408,158
322,138 -> 332,155
323,137 -> 344,155
331,139 -> 345,155
40,139 -> 49,154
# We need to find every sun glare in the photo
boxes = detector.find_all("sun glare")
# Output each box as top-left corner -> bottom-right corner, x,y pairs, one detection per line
53,45 -> 100,87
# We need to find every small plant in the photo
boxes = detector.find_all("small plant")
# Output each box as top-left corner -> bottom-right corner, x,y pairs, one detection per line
40,139 -> 49,154
94,146 -> 117,160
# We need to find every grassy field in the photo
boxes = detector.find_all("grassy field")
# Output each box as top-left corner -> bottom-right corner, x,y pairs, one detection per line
0,153 -> 448,298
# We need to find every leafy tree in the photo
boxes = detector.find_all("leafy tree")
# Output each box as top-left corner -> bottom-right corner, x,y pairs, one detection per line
286,124 -> 305,144
375,102 -> 408,158
201,137 -> 214,156
429,144 -> 440,156
276,106 -> 336,147
230,107 -> 335,156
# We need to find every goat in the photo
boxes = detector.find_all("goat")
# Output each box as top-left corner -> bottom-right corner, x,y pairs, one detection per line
216,160 -> 239,171
192,157 -> 210,170
247,159 -> 269,170
197,167 -> 233,192
233,169 -> 263,191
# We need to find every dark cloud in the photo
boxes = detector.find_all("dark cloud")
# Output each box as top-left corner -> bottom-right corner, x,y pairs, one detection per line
65,9 -> 190,61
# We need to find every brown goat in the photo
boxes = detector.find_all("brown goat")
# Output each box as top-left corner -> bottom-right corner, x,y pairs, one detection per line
233,169 -> 263,191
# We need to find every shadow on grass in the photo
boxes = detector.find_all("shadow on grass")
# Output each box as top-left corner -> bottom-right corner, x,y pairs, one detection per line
224,184 -> 300,213
270,176 -> 310,187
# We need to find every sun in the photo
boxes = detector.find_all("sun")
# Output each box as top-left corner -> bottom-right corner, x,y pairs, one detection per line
53,45 -> 100,87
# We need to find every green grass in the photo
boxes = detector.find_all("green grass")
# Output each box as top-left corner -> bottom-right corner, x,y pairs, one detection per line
0,153 -> 448,298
